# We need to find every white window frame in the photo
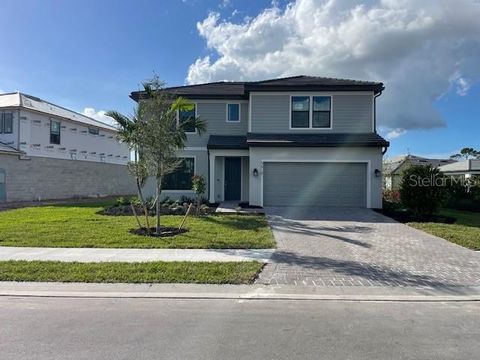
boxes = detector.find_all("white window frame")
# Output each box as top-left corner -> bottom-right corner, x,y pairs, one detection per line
226,103 -> 241,123
176,102 -> 197,134
162,156 -> 196,193
289,95 -> 333,130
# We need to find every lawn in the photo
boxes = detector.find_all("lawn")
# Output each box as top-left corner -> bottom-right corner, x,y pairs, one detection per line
408,209 -> 480,250
0,260 -> 264,284
0,201 -> 274,249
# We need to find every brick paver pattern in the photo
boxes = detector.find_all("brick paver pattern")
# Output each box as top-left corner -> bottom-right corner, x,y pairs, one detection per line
256,207 -> 480,287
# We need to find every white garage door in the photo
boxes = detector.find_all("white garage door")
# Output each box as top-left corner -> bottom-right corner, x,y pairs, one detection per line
263,162 -> 367,207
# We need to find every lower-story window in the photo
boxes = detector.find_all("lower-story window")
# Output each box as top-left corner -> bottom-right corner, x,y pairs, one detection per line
163,157 -> 195,190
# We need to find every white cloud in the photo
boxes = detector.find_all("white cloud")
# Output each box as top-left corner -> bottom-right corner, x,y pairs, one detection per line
219,0 -> 231,9
385,128 -> 407,140
187,0 -> 480,132
82,108 -> 116,127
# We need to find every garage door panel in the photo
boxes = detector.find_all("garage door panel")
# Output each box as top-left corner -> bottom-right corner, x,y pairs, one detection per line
263,162 -> 367,207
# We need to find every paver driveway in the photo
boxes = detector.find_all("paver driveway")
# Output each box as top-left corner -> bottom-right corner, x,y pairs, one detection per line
257,207 -> 480,288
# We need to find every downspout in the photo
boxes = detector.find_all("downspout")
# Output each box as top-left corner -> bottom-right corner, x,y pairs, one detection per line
373,89 -> 383,134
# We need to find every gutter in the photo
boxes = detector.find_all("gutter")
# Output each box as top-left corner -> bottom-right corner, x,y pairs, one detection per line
373,86 -> 384,134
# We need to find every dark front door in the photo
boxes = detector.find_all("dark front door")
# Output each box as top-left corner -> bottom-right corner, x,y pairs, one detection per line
224,157 -> 241,201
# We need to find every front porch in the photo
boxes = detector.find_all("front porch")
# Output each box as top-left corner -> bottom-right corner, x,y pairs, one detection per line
208,149 -> 250,204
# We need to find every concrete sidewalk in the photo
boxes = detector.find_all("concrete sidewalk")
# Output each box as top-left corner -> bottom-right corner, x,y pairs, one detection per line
0,246 -> 274,263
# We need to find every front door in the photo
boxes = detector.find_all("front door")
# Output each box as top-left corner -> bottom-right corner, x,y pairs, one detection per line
224,157 -> 241,201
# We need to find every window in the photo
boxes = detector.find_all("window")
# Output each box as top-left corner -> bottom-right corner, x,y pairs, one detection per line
291,96 -> 310,128
0,113 -> 13,134
50,120 -> 61,144
88,126 -> 99,135
163,158 -> 195,190
291,95 -> 331,129
178,105 -> 196,133
227,103 -> 240,122
312,96 -> 331,128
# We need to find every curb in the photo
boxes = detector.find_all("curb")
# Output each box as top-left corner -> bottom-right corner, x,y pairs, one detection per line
2,290 -> 480,302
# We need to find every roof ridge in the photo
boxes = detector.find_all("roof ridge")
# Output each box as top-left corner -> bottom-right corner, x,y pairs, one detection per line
18,93 -> 116,130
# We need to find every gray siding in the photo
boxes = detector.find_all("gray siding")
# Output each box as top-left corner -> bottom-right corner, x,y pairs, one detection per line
0,154 -> 135,202
263,162 -> 367,207
250,94 -> 373,133
185,101 -> 248,147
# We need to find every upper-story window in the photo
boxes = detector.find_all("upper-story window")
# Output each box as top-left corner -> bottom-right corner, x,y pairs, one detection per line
291,95 -> 331,129
88,126 -> 99,135
50,120 -> 61,144
227,103 -> 240,122
178,104 -> 196,133
0,113 -> 13,134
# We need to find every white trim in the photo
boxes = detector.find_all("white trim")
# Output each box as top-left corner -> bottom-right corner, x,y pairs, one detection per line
289,95 -> 333,130
162,155 -> 196,192
248,93 -> 252,132
176,102 -> 197,135
226,103 -> 241,123
250,91 -> 374,96
259,159 -> 372,208
221,157 -> 225,201
209,152 -> 215,203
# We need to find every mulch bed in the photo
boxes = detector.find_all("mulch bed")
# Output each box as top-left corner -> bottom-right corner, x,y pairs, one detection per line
129,227 -> 188,237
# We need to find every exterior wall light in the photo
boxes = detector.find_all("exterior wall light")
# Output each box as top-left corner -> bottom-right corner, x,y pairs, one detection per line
374,169 -> 381,177
253,168 -> 259,177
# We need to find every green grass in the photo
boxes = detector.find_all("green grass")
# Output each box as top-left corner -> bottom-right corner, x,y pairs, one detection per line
0,201 -> 274,249
408,209 -> 480,250
0,260 -> 264,284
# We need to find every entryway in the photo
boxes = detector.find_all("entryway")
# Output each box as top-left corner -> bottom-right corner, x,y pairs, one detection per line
224,157 -> 241,201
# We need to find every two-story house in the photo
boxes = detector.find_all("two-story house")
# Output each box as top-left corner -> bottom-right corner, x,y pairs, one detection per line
0,92 -> 135,202
131,76 -> 390,208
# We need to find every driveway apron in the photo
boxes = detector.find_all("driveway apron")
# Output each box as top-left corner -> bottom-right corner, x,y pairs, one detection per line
257,207 -> 480,288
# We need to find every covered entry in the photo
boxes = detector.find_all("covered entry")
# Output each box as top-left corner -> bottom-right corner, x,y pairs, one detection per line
263,162 -> 368,207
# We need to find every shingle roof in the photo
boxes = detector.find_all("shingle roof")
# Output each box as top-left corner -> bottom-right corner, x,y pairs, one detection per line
246,133 -> 389,147
383,155 -> 455,175
130,75 -> 384,101
207,135 -> 248,149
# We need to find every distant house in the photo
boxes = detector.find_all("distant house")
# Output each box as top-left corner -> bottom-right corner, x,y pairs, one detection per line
383,155 -> 455,191
0,92 -> 135,202
438,159 -> 480,178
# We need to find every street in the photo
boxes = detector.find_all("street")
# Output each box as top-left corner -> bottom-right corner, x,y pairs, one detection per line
0,297 -> 478,359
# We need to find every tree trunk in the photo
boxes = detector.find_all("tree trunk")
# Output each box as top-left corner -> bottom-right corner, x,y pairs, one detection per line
155,176 -> 162,235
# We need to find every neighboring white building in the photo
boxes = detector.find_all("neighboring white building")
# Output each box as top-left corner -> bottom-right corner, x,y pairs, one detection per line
439,159 -> 480,178
0,92 -> 135,202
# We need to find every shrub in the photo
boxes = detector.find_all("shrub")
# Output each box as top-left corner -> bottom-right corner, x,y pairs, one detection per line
399,165 -> 445,219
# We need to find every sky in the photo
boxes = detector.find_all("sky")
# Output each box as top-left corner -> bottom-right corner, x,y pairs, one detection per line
1,0 -> 479,158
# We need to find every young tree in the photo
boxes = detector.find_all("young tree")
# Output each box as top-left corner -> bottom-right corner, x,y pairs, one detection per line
137,77 -> 206,235
192,175 -> 206,213
106,108 -> 150,229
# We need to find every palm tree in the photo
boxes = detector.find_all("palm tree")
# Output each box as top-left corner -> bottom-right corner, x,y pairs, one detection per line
138,77 -> 207,235
105,108 -> 150,229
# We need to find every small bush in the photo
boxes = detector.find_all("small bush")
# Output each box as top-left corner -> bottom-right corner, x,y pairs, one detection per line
399,165 -> 446,220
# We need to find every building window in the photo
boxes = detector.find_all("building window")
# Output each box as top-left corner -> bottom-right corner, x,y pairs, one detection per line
312,96 -> 331,128
88,126 -> 99,135
50,120 -> 61,144
178,105 -> 196,133
227,103 -> 240,122
163,158 -> 195,190
291,95 -> 331,129
1,113 -> 13,134
291,96 -> 310,128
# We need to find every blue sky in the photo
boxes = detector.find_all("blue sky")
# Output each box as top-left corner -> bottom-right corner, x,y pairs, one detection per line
1,0 -> 479,158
